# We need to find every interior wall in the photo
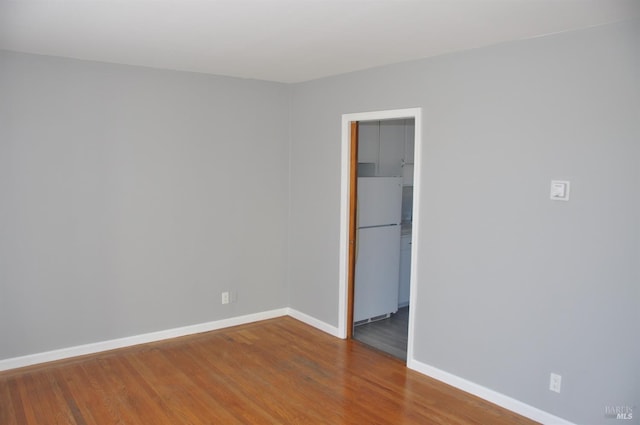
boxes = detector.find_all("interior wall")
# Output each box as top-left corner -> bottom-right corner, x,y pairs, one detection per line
288,20 -> 639,425
0,51 -> 291,359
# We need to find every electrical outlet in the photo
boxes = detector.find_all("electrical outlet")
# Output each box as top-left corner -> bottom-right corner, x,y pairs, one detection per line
221,291 -> 230,305
549,373 -> 562,393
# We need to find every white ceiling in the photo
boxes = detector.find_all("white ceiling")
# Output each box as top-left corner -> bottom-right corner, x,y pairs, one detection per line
1,0 -> 638,83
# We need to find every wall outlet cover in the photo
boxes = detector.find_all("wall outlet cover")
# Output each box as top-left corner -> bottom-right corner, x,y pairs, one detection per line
549,373 -> 562,393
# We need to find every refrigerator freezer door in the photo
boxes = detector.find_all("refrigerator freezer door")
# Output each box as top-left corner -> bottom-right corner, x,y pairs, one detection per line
357,177 -> 403,228
354,225 -> 401,322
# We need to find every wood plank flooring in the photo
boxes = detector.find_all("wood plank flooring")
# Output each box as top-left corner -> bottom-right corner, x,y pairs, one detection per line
354,306 -> 409,360
0,317 -> 539,424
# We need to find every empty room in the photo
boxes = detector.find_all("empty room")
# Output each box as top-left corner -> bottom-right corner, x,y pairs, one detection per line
1,1 -> 638,424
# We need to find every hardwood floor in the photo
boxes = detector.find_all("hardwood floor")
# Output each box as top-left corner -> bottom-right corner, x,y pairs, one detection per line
0,317 -> 539,424
354,306 -> 409,360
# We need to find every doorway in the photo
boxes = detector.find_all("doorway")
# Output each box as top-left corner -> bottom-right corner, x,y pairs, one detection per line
338,108 -> 422,365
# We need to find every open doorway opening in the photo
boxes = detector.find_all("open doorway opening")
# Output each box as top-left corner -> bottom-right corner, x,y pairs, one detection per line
338,108 -> 422,365
352,118 -> 414,360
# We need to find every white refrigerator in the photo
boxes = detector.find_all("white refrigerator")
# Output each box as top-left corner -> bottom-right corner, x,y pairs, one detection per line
354,177 -> 403,323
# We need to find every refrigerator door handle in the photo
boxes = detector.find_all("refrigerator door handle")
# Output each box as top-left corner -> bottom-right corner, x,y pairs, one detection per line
359,224 -> 398,230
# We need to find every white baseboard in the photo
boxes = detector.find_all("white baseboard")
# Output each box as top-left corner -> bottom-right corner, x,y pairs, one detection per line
286,308 -> 341,338
0,308 -> 289,372
407,358 -> 575,425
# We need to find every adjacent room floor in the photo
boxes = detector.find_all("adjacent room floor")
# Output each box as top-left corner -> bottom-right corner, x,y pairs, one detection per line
353,306 -> 409,360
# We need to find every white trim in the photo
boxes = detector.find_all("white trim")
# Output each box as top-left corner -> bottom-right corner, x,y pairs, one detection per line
408,359 -> 576,425
286,308 -> 341,338
406,110 -> 421,364
338,107 -> 422,358
0,308 -> 288,372
338,114 -> 351,339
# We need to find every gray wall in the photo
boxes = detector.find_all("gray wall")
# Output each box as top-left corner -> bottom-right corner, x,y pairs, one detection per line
0,51 -> 290,359
288,20 -> 639,425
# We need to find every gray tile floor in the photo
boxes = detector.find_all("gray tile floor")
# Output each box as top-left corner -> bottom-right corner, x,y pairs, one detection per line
353,306 -> 409,360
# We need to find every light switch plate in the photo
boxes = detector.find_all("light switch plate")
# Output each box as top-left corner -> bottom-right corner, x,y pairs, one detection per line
550,180 -> 570,201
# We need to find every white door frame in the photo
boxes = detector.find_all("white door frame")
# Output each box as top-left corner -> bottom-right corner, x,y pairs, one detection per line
338,107 -> 422,364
